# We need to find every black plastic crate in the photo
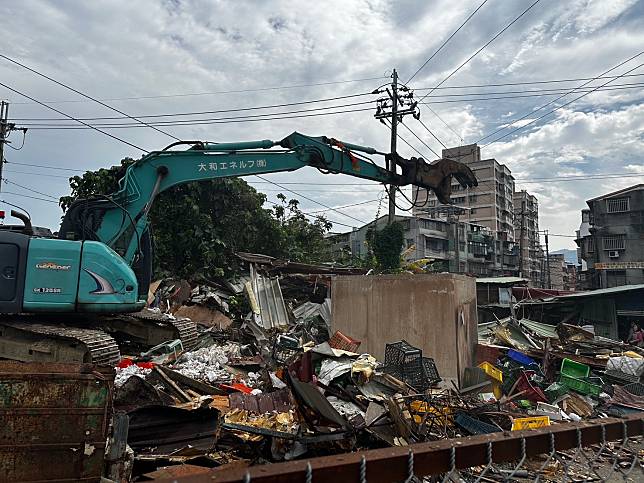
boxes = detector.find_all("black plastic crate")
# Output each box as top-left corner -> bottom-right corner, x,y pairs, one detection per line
383,340 -> 423,384
384,340 -> 422,367
384,348 -> 440,392
271,335 -> 301,364
422,357 -> 441,385
454,412 -> 501,435
603,369 -> 640,385
624,382 -> 644,396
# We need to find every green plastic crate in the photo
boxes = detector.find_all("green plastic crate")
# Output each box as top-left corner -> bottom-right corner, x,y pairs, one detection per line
559,374 -> 602,396
544,382 -> 569,402
560,358 -> 590,379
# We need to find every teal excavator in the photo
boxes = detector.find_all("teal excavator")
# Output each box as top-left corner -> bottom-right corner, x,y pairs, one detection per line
0,132 -> 476,364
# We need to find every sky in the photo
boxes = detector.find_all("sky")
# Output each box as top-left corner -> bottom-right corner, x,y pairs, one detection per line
0,0 -> 642,250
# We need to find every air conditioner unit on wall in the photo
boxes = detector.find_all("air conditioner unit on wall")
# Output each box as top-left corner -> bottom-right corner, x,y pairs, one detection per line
608,250 -> 620,258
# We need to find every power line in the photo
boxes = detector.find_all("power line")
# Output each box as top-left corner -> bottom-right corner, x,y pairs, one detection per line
1,190 -> 58,203
6,161 -> 84,172
18,100 -> 376,127
8,164 -> 642,185
423,105 -> 463,144
399,122 -> 441,158
254,175 -> 368,225
9,76 -> 386,105
483,58 -> 644,145
0,81 -> 148,152
418,84 -> 643,105
414,73 -> 644,90
13,93 -> 374,121
21,106 -> 376,130
417,0 -> 542,103
418,82 -> 644,98
0,53 -> 180,141
383,118 -> 442,160
4,169 -> 73,179
303,197 -> 384,215
406,0 -> 490,83
478,50 -> 644,144
417,118 -> 448,149
1,177 -> 58,199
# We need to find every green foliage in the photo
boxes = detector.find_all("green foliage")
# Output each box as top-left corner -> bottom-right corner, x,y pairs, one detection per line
60,158 -> 332,279
370,222 -> 404,270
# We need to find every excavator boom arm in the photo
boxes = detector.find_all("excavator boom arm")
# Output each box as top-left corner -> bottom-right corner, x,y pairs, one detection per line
64,131 -> 476,265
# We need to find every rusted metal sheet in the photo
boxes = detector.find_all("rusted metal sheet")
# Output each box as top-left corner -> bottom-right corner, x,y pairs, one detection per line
127,406 -> 219,456
228,388 -> 294,413
155,414 -> 644,483
0,361 -> 114,482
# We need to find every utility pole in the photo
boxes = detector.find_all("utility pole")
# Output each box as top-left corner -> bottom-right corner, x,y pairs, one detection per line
0,101 -> 26,194
518,209 -> 525,278
544,229 -> 551,289
373,69 -> 419,224
0,101 -> 9,193
388,69 -> 398,224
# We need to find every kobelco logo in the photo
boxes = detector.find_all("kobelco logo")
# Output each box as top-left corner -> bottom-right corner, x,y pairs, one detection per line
36,262 -> 71,271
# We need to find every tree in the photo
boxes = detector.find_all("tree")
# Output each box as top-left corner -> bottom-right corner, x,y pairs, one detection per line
369,222 -> 404,270
60,158 -> 332,279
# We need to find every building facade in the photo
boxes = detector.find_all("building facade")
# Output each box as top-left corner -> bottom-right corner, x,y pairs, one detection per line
412,143 -> 516,242
547,253 -> 566,290
513,190 -> 543,286
576,184 -> 644,289
327,214 -> 518,277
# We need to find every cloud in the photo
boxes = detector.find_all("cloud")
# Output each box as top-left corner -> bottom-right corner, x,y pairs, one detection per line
0,0 -> 641,252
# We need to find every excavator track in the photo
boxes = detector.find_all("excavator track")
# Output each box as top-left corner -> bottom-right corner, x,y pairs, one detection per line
130,310 -> 198,350
0,319 -> 121,365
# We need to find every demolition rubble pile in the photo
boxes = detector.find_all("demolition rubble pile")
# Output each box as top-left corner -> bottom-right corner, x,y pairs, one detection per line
106,260 -> 644,479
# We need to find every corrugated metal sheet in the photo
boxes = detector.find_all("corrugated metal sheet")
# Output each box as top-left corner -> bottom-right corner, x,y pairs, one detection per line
293,299 -> 331,325
253,273 -> 289,329
476,276 -> 529,286
518,318 -> 559,339
519,284 -> 644,304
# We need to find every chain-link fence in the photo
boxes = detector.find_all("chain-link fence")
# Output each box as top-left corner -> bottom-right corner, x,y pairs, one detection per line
162,414 -> 643,483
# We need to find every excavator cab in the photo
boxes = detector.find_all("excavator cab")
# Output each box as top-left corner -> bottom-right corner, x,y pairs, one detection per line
0,210 -> 142,315
0,210 -> 32,314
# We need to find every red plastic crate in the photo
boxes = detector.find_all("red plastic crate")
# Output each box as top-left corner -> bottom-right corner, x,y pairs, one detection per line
514,371 -> 547,402
328,330 -> 361,353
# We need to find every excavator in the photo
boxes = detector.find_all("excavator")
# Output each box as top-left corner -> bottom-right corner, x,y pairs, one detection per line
0,131 -> 476,364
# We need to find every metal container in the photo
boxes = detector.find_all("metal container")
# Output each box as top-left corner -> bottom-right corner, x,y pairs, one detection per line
0,361 -> 114,482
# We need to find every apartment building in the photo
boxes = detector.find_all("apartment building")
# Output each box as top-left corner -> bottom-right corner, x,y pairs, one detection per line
513,190 -> 543,286
413,143 -> 516,242
576,184 -> 644,289
327,214 -> 518,276
563,263 -> 577,291
547,253 -> 566,290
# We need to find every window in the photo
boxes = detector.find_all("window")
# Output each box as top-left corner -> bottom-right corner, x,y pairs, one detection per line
451,196 -> 466,204
603,235 -> 625,250
606,197 -> 629,213
418,219 -> 446,232
469,194 -> 478,203
425,237 -> 446,252
587,237 -> 595,252
428,200 -> 436,207
470,208 -> 477,215
459,242 -> 466,252
406,238 -> 414,247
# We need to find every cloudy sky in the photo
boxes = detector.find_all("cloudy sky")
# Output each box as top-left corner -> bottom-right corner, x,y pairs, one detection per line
1,0 -> 642,250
